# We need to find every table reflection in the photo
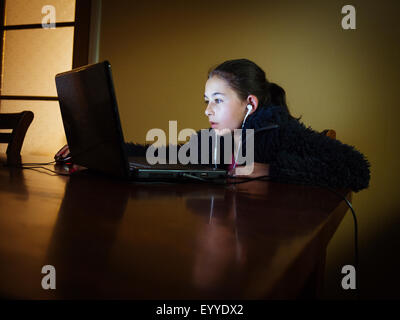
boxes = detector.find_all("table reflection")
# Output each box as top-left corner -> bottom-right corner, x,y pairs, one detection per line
45,174 -> 129,298
41,175 -> 348,298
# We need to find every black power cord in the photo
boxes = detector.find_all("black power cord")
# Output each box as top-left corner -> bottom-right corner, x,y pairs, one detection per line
17,165 -> 72,176
19,160 -> 57,165
2,160 -> 71,176
322,184 -> 359,299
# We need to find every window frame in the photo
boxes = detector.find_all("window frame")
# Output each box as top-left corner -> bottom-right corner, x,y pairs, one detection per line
0,0 -> 92,102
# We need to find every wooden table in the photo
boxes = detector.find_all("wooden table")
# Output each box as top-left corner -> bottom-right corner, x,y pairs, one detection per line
0,156 -> 351,299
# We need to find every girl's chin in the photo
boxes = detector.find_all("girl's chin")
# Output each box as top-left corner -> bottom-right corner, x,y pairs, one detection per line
214,128 -> 232,135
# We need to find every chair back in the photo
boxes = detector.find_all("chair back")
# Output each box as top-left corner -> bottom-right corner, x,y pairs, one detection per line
321,129 -> 336,140
0,111 -> 34,164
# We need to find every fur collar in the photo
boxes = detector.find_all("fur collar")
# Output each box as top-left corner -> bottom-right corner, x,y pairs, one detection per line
243,105 -> 289,132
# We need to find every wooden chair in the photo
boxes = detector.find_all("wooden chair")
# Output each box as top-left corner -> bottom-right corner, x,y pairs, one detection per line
321,129 -> 336,140
0,111 -> 34,165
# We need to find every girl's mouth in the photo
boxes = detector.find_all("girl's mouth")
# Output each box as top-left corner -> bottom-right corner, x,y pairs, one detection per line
210,122 -> 218,128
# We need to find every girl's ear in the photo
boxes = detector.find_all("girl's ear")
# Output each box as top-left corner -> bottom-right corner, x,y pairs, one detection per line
246,95 -> 259,114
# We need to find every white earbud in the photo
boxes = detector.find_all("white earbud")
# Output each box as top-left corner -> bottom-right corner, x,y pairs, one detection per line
232,104 -> 253,173
242,104 -> 253,128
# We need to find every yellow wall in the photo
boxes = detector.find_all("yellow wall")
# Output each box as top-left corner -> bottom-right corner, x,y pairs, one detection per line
99,0 -> 400,298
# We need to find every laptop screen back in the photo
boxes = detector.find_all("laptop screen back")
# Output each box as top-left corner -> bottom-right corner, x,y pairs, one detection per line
55,61 -> 129,178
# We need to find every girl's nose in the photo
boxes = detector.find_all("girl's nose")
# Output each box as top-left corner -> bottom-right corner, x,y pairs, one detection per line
205,104 -> 214,116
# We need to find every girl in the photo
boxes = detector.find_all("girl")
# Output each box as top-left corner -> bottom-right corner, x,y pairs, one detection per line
56,58 -> 370,192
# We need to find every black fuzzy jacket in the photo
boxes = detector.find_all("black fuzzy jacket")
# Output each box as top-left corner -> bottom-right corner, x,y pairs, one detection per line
125,105 -> 371,192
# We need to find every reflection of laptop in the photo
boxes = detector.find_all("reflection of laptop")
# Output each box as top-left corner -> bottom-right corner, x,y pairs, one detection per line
55,61 -> 227,181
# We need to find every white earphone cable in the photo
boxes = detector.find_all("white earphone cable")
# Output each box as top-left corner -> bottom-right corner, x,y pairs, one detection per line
232,105 -> 252,171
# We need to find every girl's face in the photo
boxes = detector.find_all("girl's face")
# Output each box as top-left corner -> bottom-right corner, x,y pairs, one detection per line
204,76 -> 247,132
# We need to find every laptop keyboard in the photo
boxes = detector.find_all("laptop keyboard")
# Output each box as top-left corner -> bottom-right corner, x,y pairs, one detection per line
128,160 -> 218,171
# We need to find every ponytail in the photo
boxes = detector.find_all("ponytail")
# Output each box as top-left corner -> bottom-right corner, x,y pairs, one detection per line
266,82 -> 301,121
268,82 -> 286,108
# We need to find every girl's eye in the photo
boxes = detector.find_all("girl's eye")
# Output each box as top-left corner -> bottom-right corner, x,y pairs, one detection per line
204,99 -> 222,105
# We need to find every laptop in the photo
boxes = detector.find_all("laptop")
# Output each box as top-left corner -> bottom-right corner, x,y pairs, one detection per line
55,61 -> 227,182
